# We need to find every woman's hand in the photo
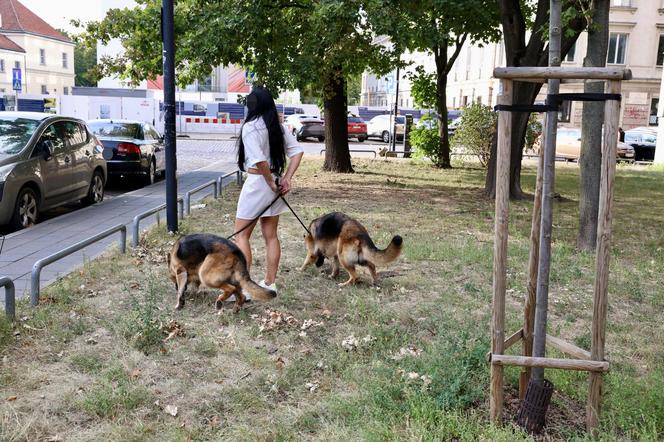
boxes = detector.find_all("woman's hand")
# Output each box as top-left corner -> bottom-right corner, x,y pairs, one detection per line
279,177 -> 291,195
268,180 -> 280,193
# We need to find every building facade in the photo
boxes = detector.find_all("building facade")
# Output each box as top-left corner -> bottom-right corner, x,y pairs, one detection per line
0,0 -> 75,96
363,0 -> 664,129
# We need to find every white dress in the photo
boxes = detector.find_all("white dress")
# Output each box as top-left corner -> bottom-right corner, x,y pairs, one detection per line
236,118 -> 304,220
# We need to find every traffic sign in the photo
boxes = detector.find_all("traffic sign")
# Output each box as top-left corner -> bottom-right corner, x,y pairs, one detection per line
12,68 -> 21,91
245,69 -> 256,84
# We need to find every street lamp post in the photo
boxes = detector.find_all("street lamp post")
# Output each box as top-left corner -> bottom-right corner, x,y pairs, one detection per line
162,0 -> 178,232
391,66 -> 400,152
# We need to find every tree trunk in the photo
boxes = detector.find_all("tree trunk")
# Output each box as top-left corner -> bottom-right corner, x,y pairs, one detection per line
323,71 -> 353,172
577,0 -> 610,251
434,47 -> 451,168
485,81 -> 542,199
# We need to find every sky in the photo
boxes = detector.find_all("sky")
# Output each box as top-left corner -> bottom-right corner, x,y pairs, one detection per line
18,0 -> 105,34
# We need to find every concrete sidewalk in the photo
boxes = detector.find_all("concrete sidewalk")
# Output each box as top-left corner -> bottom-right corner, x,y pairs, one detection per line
0,160 -> 238,305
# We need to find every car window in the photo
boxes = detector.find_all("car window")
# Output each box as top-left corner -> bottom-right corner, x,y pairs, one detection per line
150,127 -> 162,140
348,117 -> 363,123
143,125 -> 153,140
39,123 -> 66,153
643,133 -> 657,143
61,121 -> 86,146
88,122 -> 141,139
78,123 -> 90,143
396,116 -> 405,124
0,117 -> 42,155
624,133 -> 640,143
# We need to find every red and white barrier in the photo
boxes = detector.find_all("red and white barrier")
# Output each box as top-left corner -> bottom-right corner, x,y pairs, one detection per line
177,116 -> 243,134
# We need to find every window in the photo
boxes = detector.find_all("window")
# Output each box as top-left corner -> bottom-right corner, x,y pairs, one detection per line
657,35 -> 664,66
62,52 -> 68,68
611,0 -> 630,5
564,42 -> 576,63
61,121 -> 86,146
558,100 -> 572,122
650,98 -> 659,126
41,85 -> 48,94
607,33 -> 628,64
14,61 -> 20,69
39,123 -> 66,153
0,88 -> 5,93
39,49 -> 45,65
0,60 -> 4,73
63,86 -> 69,95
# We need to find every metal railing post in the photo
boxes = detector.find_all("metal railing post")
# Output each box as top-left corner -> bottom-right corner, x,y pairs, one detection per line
178,198 -> 184,220
213,180 -> 219,199
184,192 -> 191,216
31,224 -> 127,306
236,170 -> 242,185
1,276 -> 15,321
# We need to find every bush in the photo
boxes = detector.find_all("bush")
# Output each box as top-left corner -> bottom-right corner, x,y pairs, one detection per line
525,113 -> 543,152
451,103 -> 496,168
410,116 -> 441,164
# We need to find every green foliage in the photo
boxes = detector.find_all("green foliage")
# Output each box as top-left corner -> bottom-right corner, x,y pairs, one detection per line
406,66 -> 436,110
451,103 -> 497,167
120,279 -> 164,355
77,366 -> 151,419
0,314 -> 12,353
410,116 -> 441,163
525,113 -> 543,151
346,74 -> 362,106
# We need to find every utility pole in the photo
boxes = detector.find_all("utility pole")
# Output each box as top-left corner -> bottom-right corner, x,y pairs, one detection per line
391,66 -> 400,152
162,0 -> 178,232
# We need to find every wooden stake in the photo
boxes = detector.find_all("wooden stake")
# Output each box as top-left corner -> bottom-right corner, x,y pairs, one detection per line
493,66 -> 632,81
546,334 -> 592,360
490,79 -> 512,426
491,354 -> 609,372
521,144 -> 545,399
587,80 -> 621,434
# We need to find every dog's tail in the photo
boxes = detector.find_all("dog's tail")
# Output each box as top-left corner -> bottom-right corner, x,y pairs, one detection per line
362,234 -> 403,266
234,270 -> 277,301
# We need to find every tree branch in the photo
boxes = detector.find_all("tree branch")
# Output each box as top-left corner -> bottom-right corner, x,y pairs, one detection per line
445,33 -> 468,74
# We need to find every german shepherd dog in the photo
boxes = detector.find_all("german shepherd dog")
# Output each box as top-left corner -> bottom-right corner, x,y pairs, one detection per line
301,212 -> 403,286
168,234 -> 276,311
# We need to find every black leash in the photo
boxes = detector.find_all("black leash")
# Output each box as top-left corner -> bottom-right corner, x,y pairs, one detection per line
227,178 -> 311,240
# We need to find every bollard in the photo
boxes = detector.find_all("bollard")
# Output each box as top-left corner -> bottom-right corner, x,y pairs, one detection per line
1,276 -> 15,321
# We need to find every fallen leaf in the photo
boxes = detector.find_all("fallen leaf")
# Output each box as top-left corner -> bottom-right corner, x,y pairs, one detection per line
6,396 -> 17,401
275,357 -> 286,370
165,405 -> 178,417
129,282 -> 141,289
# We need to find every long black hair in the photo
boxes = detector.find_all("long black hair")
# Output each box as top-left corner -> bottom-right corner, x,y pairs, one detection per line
237,86 -> 286,176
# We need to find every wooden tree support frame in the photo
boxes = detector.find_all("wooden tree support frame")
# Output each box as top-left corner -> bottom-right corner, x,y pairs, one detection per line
489,66 -> 630,434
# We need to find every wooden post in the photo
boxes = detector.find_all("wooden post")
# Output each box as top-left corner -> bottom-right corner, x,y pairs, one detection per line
587,80 -> 621,433
490,78 -> 512,425
521,138 -> 545,399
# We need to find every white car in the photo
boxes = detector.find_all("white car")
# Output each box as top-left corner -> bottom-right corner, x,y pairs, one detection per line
284,114 -> 325,141
367,114 -> 404,143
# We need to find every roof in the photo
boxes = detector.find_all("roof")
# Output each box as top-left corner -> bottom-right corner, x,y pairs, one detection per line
0,0 -> 71,43
0,33 -> 23,52
0,111 -> 52,121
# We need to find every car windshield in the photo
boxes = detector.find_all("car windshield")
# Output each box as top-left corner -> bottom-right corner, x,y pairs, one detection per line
88,122 -> 141,139
642,133 -> 657,143
348,117 -> 363,123
0,117 -> 42,155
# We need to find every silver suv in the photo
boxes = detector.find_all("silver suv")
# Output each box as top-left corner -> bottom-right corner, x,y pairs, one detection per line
0,112 -> 107,230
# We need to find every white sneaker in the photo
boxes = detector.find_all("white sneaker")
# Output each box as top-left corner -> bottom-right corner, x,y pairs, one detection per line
259,280 -> 277,294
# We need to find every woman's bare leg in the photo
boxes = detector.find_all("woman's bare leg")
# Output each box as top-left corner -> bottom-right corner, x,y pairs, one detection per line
233,218 -> 258,271
260,215 -> 280,285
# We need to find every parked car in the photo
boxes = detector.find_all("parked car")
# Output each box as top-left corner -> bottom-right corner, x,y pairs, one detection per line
367,114 -> 405,143
624,127 -> 657,161
347,116 -> 367,142
88,119 -> 165,185
0,112 -> 107,230
555,127 -> 634,161
284,114 -> 325,142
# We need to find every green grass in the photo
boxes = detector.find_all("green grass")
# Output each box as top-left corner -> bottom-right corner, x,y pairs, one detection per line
0,158 -> 662,440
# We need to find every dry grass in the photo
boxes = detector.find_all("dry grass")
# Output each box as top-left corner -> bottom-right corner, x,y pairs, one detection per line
0,158 -> 662,441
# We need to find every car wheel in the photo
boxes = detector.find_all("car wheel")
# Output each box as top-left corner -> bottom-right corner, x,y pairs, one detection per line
10,187 -> 39,230
143,159 -> 157,186
357,137 -> 366,143
318,136 -> 325,142
381,131 -> 390,143
82,171 -> 105,205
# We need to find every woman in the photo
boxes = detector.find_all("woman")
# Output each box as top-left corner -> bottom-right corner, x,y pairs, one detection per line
234,86 -> 304,295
